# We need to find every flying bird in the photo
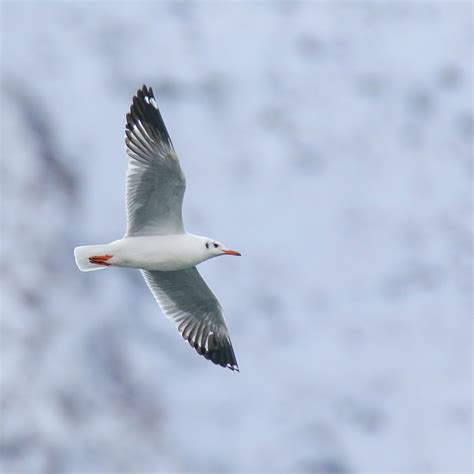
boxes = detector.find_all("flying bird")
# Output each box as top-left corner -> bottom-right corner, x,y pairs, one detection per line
74,85 -> 241,371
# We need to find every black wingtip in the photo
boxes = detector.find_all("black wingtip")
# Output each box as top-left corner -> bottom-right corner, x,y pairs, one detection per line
184,334 -> 239,372
126,84 -> 174,149
201,341 -> 239,372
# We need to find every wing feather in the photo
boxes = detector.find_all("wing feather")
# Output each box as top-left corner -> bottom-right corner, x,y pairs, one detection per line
124,85 -> 186,236
142,268 -> 239,371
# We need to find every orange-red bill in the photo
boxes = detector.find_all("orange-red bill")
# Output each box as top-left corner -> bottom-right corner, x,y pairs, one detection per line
223,249 -> 241,256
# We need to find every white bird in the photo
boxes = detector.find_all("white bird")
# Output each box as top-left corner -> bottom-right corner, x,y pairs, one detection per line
74,85 -> 241,371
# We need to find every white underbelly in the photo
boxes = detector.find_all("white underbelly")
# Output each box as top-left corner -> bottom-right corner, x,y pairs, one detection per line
107,235 -> 203,271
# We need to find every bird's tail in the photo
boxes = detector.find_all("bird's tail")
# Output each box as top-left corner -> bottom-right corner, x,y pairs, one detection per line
74,244 -> 112,272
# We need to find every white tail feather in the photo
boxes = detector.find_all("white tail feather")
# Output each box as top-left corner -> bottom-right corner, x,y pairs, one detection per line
74,244 -> 111,272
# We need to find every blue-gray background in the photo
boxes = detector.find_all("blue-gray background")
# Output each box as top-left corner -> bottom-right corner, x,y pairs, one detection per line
1,2 -> 472,473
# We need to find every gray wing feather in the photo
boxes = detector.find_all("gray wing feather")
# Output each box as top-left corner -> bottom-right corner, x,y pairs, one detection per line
124,85 -> 186,236
142,268 -> 239,371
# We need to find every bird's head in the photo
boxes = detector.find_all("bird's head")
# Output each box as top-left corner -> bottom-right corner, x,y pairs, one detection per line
204,240 -> 241,258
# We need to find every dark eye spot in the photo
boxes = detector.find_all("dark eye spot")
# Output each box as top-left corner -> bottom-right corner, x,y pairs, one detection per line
205,242 -> 209,249
213,243 -> 218,248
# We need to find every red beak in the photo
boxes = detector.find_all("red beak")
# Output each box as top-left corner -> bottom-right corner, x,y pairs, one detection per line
223,249 -> 241,256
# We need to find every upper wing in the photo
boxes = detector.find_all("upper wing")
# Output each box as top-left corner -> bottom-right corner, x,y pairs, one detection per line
124,85 -> 186,237
142,268 -> 239,371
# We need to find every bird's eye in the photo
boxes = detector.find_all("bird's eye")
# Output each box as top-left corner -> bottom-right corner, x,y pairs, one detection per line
213,243 -> 218,248
205,242 -> 209,249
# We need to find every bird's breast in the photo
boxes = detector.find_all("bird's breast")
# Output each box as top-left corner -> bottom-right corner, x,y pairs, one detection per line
110,235 -> 205,271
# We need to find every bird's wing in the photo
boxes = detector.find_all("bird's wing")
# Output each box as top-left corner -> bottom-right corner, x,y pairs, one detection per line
142,267 -> 239,371
124,85 -> 186,237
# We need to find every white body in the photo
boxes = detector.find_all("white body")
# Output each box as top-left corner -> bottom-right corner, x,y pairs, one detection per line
74,234 -> 211,272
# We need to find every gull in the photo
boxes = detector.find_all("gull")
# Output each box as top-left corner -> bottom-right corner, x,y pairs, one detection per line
74,85 -> 241,371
